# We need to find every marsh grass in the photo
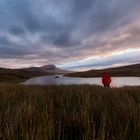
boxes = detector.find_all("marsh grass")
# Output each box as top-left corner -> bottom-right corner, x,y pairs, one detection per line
0,84 -> 140,140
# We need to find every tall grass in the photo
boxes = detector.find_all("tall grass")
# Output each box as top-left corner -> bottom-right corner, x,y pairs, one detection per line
0,84 -> 140,140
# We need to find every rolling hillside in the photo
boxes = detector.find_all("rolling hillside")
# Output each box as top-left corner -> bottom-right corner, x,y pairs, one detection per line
0,65 -> 71,83
0,68 -> 50,83
0,64 -> 139,83
65,64 -> 140,77
23,64 -> 71,74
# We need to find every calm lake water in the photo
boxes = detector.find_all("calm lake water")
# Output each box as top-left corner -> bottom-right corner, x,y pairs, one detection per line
23,75 -> 140,87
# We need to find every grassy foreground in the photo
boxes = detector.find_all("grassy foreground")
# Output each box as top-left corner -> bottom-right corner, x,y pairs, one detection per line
0,84 -> 140,140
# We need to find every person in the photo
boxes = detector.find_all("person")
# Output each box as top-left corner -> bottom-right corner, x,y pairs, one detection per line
102,71 -> 111,88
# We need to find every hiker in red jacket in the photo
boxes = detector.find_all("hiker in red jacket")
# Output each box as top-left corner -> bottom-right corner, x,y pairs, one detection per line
102,71 -> 111,87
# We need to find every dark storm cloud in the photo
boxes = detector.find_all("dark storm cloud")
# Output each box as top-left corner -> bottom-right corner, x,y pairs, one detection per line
10,26 -> 25,36
8,0 -> 42,32
0,0 -> 140,69
0,42 -> 34,59
0,36 -> 10,46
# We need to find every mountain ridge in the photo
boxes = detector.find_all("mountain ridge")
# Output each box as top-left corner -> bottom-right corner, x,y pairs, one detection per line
0,63 -> 140,83
0,64 -> 71,83
65,63 -> 140,77
22,64 -> 71,74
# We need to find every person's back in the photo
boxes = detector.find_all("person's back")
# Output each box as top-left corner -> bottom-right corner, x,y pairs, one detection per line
102,72 -> 111,87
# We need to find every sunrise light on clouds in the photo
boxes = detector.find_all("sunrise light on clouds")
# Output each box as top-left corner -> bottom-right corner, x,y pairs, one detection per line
0,0 -> 140,70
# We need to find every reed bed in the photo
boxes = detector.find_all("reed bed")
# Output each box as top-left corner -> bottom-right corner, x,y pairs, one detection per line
0,84 -> 140,140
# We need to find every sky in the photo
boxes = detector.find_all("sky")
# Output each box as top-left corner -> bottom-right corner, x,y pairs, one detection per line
0,0 -> 140,70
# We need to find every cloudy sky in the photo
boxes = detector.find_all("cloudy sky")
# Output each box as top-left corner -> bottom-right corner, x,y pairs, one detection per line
0,0 -> 140,70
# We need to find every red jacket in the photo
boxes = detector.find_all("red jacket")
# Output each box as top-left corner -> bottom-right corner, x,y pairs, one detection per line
102,72 -> 111,85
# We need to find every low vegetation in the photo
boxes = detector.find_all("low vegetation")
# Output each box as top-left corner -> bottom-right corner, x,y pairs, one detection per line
0,68 -> 50,83
66,64 -> 140,77
0,84 -> 140,140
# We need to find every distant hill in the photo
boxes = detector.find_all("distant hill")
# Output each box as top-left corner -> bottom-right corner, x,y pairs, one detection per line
0,64 -> 139,83
0,68 -> 50,83
23,64 -> 71,74
0,64 -> 71,83
65,64 -> 140,77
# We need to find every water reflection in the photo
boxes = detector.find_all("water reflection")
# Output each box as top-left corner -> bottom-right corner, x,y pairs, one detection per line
23,75 -> 140,87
